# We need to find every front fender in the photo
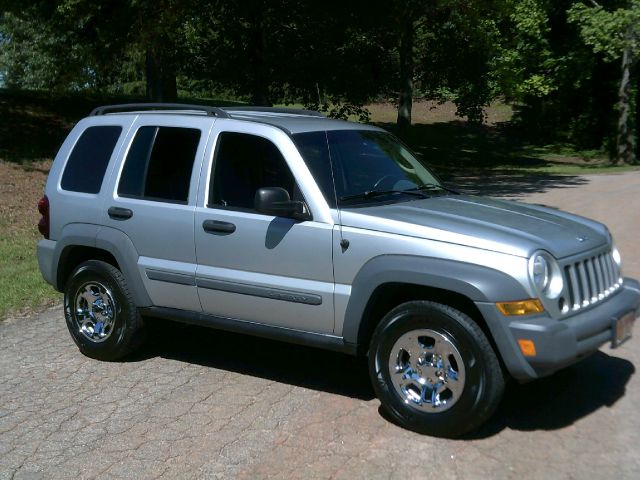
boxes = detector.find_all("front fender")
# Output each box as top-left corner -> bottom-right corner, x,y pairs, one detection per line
342,255 -> 530,345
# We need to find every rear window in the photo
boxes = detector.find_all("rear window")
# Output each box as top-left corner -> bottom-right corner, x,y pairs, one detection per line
118,126 -> 201,203
61,126 -> 122,194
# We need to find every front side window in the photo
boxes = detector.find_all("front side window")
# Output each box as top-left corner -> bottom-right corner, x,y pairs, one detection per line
61,126 -> 122,194
209,132 -> 296,211
293,130 -> 440,207
118,126 -> 201,203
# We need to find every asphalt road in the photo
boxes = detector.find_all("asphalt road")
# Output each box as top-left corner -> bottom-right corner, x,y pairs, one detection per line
1,171 -> 639,479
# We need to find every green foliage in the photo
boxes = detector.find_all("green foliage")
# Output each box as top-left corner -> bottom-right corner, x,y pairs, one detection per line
497,0 -> 558,99
568,0 -> 640,62
413,1 -> 506,123
495,0 -> 630,153
304,102 -> 371,123
0,0 -> 636,158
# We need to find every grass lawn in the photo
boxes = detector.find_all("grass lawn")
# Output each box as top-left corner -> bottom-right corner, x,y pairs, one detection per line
0,89 -> 637,319
0,160 -> 61,318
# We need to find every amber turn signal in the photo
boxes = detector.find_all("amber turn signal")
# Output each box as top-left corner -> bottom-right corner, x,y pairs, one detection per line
495,299 -> 544,316
517,339 -> 537,357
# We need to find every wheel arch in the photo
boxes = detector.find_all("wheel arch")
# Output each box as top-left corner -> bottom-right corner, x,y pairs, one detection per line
58,245 -> 120,289
53,224 -> 152,307
342,255 -> 530,358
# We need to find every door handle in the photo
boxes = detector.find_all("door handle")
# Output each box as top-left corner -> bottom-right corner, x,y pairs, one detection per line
202,219 -> 236,234
108,206 -> 133,220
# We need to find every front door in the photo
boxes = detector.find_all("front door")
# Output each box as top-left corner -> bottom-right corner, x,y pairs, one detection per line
194,125 -> 335,334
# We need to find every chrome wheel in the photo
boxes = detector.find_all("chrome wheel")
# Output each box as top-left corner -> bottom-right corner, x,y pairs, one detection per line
73,282 -> 116,343
388,329 -> 465,412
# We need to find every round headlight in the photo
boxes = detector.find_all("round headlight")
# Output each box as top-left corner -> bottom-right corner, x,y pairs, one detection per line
529,252 -> 563,299
612,246 -> 622,267
532,254 -> 550,291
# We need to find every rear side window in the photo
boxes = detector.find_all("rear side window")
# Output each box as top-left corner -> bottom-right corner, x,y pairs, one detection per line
61,126 -> 122,194
118,126 -> 201,203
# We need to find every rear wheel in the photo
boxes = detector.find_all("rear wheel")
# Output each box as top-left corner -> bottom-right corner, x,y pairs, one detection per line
369,301 -> 504,437
64,260 -> 145,361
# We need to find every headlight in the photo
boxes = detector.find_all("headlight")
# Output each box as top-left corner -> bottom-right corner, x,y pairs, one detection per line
611,243 -> 623,280
529,251 -> 563,299
532,255 -> 550,291
612,245 -> 622,268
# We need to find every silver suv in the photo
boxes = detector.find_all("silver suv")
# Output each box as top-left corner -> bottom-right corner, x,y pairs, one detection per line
37,103 -> 639,437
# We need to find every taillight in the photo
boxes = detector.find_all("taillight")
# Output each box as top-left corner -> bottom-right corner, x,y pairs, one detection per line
37,195 -> 50,239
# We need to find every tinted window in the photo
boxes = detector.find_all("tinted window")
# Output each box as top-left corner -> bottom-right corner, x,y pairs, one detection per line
119,126 -> 201,203
61,126 -> 122,193
291,131 -> 336,207
210,132 -> 296,210
293,130 -> 439,207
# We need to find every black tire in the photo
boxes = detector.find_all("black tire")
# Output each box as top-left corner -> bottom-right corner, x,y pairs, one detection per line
64,260 -> 146,361
369,301 -> 504,438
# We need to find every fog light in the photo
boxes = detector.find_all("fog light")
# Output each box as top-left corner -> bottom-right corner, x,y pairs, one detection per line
496,299 -> 544,316
518,339 -> 537,357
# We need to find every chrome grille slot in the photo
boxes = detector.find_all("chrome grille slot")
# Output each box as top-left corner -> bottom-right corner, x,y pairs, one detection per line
562,249 -> 621,313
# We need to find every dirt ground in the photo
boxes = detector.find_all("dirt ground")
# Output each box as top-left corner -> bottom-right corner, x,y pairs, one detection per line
0,161 -> 50,234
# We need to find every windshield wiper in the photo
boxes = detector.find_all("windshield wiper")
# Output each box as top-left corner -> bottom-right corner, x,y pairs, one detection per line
340,189 -> 429,202
405,183 -> 459,195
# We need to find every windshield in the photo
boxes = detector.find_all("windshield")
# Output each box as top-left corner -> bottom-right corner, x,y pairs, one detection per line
293,130 -> 442,207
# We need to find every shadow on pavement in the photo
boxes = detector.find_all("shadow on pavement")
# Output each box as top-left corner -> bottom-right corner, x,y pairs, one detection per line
131,321 -> 633,434
131,320 -> 375,401
467,351 -> 635,439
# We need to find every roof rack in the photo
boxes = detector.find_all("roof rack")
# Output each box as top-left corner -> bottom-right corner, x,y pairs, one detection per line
224,106 -> 324,117
90,103 -> 231,118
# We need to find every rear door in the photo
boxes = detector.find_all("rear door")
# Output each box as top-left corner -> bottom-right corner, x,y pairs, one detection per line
103,115 -> 213,311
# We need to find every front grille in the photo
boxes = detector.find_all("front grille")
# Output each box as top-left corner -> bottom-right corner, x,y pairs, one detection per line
563,250 -> 621,312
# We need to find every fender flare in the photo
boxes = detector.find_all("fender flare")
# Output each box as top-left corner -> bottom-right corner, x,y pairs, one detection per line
341,255 -> 531,346
53,223 -> 151,306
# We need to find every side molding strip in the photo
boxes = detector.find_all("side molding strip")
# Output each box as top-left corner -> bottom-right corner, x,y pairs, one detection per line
195,277 -> 322,306
146,269 -> 196,286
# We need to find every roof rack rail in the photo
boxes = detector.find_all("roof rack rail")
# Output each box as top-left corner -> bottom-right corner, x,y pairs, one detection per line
90,103 -> 231,118
223,106 -> 324,117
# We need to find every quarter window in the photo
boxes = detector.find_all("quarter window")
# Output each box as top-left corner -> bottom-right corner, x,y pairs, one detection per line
61,126 -> 122,194
118,126 -> 201,203
210,132 -> 296,211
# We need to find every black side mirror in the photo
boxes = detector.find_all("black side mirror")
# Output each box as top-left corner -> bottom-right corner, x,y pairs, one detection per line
254,187 -> 311,220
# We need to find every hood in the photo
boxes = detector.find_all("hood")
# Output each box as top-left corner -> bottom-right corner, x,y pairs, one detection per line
340,195 -> 610,258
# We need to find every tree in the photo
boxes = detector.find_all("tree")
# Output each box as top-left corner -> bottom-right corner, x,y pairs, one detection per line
0,0 -> 205,101
496,0 -> 621,153
568,0 -> 640,164
377,0 -> 507,132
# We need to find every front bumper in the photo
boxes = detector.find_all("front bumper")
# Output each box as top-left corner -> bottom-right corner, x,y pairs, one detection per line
476,277 -> 640,382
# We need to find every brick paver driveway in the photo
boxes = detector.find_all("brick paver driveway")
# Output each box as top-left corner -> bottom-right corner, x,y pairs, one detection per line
2,171 -> 639,479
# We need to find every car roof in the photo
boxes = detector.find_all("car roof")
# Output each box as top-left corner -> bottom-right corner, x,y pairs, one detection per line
90,103 -> 385,135
223,110 -> 384,134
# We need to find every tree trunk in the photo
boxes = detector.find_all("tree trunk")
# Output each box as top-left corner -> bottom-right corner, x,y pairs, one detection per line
146,48 -> 177,103
615,42 -> 634,164
249,2 -> 271,106
396,19 -> 414,133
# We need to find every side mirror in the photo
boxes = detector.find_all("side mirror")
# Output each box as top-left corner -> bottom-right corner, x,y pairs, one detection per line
254,187 -> 310,220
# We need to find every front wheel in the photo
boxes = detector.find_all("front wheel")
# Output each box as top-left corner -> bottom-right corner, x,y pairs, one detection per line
64,260 -> 145,361
369,301 -> 505,437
